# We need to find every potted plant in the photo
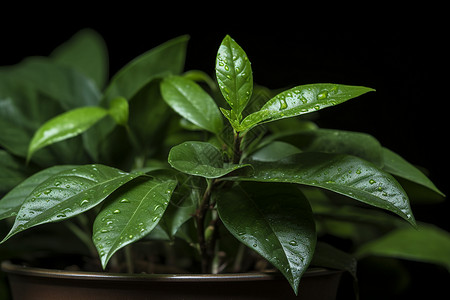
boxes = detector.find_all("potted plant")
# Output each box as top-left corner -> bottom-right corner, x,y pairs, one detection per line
0,29 -> 448,299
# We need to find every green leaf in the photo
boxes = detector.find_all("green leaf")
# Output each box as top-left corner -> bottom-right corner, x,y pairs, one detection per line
241,84 -> 374,130
93,176 -> 177,268
50,28 -> 108,89
0,164 -> 141,243
239,152 -> 415,225
216,182 -> 316,295
382,147 -> 444,197
27,106 -> 108,161
161,76 -> 223,134
356,223 -> 450,271
216,35 -> 253,118
249,141 -> 301,162
168,141 -> 251,178
4,57 -> 101,110
0,150 -> 30,194
0,165 -> 76,220
273,128 -> 384,167
102,35 -> 189,103
108,97 -> 129,126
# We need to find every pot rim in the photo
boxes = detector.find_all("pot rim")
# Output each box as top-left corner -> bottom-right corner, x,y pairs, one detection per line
1,260 -> 341,283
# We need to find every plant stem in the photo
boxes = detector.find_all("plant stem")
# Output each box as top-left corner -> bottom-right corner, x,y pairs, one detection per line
196,179 -> 214,273
124,245 -> 134,274
232,130 -> 242,164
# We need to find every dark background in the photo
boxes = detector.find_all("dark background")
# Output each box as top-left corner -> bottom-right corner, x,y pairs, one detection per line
1,11 -> 448,299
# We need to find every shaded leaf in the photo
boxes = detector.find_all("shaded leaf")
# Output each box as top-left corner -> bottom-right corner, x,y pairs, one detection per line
50,28 -> 108,89
382,147 -> 444,197
356,223 -> 450,271
168,141 -> 251,178
102,35 -> 189,103
217,182 -> 316,295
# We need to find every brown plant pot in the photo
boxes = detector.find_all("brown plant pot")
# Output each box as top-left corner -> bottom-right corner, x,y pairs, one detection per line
2,261 -> 343,300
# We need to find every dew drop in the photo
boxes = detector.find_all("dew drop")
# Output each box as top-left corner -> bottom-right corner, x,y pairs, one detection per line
113,209 -> 121,214
128,235 -> 134,239
44,189 -> 52,195
154,204 -> 161,211
101,229 -> 109,233
317,91 -> 328,100
289,240 -> 298,246
369,179 -> 376,185
80,199 -> 89,206
356,169 -> 362,174
252,243 -> 257,248
55,181 -> 61,186
279,98 -> 288,110
224,65 -> 229,71
119,198 -> 130,203
314,105 -> 320,110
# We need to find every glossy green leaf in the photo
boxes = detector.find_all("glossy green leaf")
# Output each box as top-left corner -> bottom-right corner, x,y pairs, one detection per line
0,164 -> 141,243
168,141 -> 251,178
238,152 -> 415,225
161,76 -> 223,134
216,35 -> 253,118
241,84 -> 374,130
356,223 -> 450,271
217,182 -> 316,295
108,97 -> 129,126
0,165 -> 76,220
50,28 -> 108,89
27,106 -> 108,161
93,176 -> 177,268
382,147 -> 444,197
102,35 -> 189,103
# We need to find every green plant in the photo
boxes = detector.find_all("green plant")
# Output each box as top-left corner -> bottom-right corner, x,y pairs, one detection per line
0,30 -> 448,296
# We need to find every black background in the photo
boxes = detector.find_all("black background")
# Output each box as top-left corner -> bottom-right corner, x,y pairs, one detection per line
1,9 -> 448,299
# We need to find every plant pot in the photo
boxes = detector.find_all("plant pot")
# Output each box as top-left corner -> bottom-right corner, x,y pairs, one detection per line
2,261 -> 343,300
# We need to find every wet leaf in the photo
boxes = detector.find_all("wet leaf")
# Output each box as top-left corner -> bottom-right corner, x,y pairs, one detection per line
0,164 -> 141,243
217,182 -> 316,295
93,176 -> 177,268
238,152 -> 415,226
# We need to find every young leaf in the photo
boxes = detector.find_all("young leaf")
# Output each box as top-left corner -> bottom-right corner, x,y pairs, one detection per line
0,165 -> 76,221
216,35 -> 253,119
241,84 -> 374,131
27,106 -> 108,161
93,176 -> 177,268
216,182 -> 316,295
161,76 -> 223,134
168,141 -> 251,178
239,152 -> 415,226
0,164 -> 141,243
356,223 -> 450,271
